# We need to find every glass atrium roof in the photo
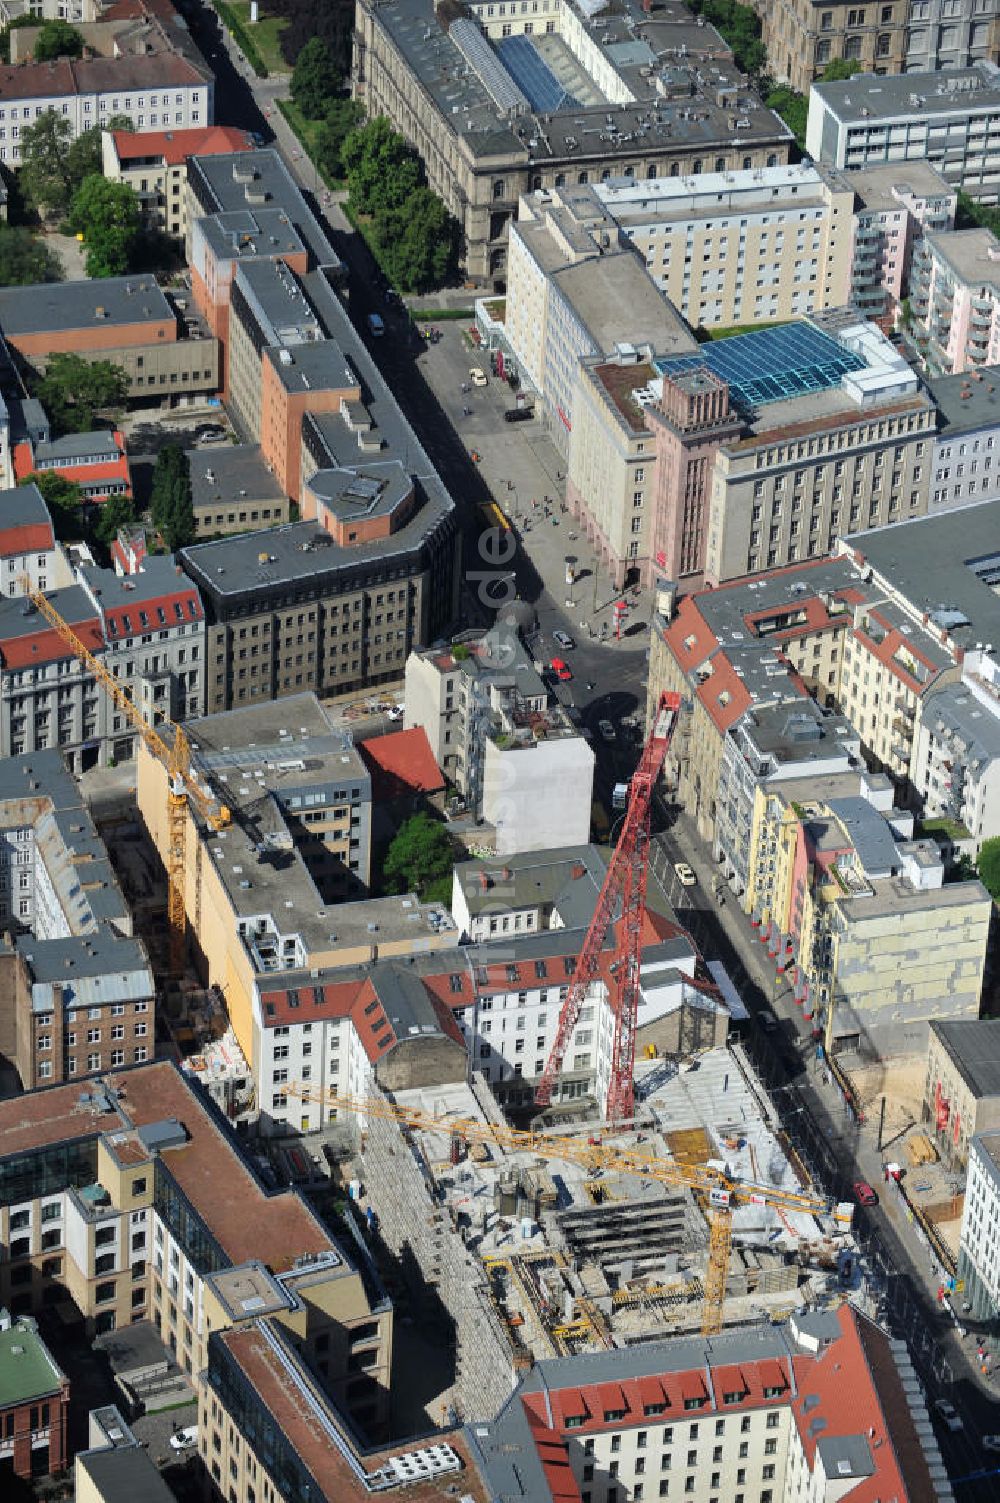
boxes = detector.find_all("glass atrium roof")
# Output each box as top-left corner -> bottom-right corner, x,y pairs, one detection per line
654,322 -> 866,411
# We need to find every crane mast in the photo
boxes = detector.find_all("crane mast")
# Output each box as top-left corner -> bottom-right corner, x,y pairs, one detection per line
23,583 -> 230,974
535,691 -> 682,1123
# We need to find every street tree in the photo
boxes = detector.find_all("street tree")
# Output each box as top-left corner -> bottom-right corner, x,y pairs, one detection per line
291,37 -> 340,119
383,811 -> 454,902
150,444 -> 196,551
373,187 -> 457,292
35,354 -> 129,435
71,175 -> 141,277
19,110 -> 75,219
342,117 -> 423,216
314,97 -> 363,178
92,492 -> 137,548
67,116 -> 134,186
34,19 -> 84,59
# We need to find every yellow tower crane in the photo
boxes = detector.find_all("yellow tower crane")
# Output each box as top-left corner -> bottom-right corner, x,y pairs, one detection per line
24,583 -> 230,974
285,1084 -> 853,1336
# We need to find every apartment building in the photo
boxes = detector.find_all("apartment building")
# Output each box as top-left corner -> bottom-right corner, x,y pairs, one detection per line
569,312 -> 932,591
0,751 -> 155,1091
0,55 -> 212,168
748,785 -> 990,1059
14,430 -> 132,505
924,1019 -> 1000,1169
594,164 -> 856,328
806,61 -> 1000,204
927,365 -> 1000,511
0,1318 -> 69,1481
404,624 -> 595,854
187,443 -> 291,537
0,1061 -> 395,1441
504,185 -> 696,455
102,125 -> 254,239
764,0 -> 999,96
135,696 -> 460,1072
959,1130 -> 1000,1332
908,228 -> 1000,375
469,1304 -> 947,1503
844,161 -> 955,328
352,0 -> 792,287
0,277 -> 220,400
0,481 -> 72,597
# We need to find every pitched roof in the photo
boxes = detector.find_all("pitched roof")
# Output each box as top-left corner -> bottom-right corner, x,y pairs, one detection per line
111,124 -> 254,166
358,727 -> 444,799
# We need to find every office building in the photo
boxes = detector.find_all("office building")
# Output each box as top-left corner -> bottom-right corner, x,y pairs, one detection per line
186,444 -> 292,537
468,1305 -> 950,1503
504,184 -> 696,454
927,365 -> 1000,511
404,624 -> 595,855
0,277 -> 220,400
0,750 -> 155,1091
924,1019 -> 1000,1169
806,61 -> 1000,204
352,0 -> 792,287
908,228 -> 1000,375
568,312 -> 932,591
594,164 -> 856,328
0,1318 -> 69,1480
102,125 -> 255,239
763,0 -> 999,96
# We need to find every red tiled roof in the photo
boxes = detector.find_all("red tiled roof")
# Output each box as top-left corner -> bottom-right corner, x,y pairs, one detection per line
0,618 -> 103,669
102,587 -> 201,639
111,124 -> 255,166
0,522 -> 55,557
358,727 -> 445,800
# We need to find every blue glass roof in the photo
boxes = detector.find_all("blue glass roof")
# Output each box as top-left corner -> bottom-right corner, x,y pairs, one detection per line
498,36 -> 578,113
654,323 -> 866,412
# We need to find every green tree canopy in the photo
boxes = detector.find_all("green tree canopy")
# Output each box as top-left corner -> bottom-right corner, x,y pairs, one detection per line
765,85 -> 808,149
343,117 -> 424,216
20,470 -> 83,540
821,57 -> 862,81
383,812 -> 454,902
687,0 -> 764,76
92,492 -> 137,548
0,227 -> 62,286
291,37 -> 341,119
150,443 -> 196,552
372,187 -> 458,292
977,838 -> 1000,902
35,354 -> 129,435
34,19 -> 84,59
20,110 -> 75,219
314,97 -> 364,179
71,175 -> 141,277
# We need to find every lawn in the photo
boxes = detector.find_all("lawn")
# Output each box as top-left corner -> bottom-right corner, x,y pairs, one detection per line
701,317 -> 794,341
275,99 -> 341,189
919,815 -> 972,843
224,1 -> 289,74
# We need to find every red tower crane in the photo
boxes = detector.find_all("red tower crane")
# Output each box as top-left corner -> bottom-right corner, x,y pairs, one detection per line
535,690 -> 683,1125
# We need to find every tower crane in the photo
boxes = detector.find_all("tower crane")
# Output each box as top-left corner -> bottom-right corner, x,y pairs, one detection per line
285,1084 -> 853,1336
22,583 -> 230,974
536,690 -> 683,1124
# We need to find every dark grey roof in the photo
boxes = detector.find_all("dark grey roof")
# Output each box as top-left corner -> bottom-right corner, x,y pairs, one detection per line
816,1434 -> 874,1483
920,682 -> 1000,773
927,366 -> 1000,438
186,444 -> 285,510
35,431 -> 121,464
76,1446 -> 176,1503
848,501 -> 1000,652
825,798 -> 901,877
0,277 -> 173,336
188,150 -> 340,271
811,59 -> 1000,124
199,207 -> 307,266
0,584 -> 95,644
306,464 -> 412,524
931,1019 -> 1000,1101
0,480 -> 51,530
16,930 -> 151,986
80,557 -> 199,608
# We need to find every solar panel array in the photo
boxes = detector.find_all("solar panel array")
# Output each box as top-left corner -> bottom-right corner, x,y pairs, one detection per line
498,36 -> 578,113
451,19 -> 529,116
654,323 -> 867,412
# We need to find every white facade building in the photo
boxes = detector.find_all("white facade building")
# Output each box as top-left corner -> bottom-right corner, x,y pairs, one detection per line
958,1130 -> 1000,1329
927,365 -> 1000,510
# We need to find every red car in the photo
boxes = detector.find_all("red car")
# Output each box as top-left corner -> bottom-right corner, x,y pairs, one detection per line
853,1180 -> 878,1207
550,658 -> 573,682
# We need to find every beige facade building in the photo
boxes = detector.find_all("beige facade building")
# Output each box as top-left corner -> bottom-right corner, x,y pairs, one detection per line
102,125 -> 254,239
594,163 -> 856,329
352,0 -> 791,287
924,1019 -> 1000,1168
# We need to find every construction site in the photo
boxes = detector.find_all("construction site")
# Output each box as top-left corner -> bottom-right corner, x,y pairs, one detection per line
333,1042 -> 858,1426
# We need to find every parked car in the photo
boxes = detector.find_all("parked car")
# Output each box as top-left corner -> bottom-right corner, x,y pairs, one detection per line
469,367 -> 488,387
367,312 -> 385,337
553,630 -> 575,650
853,1180 -> 878,1207
982,1435 -> 1000,1452
385,705 -> 404,722
550,657 -> 572,682
758,1013 -> 777,1034
598,719 -> 615,742
170,1426 -> 199,1452
673,862 -> 697,888
934,1399 -> 963,1432
504,406 -> 533,422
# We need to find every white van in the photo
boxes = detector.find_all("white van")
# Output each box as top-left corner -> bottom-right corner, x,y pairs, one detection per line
367,312 -> 385,337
